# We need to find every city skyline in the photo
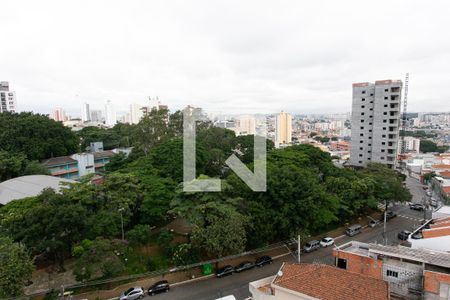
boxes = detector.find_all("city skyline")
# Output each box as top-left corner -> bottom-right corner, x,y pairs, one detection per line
1,1 -> 450,116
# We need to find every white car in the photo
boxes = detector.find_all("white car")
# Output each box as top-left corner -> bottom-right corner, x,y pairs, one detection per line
120,287 -> 145,300
320,237 -> 334,247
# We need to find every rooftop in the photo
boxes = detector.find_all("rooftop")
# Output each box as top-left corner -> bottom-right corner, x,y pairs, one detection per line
272,263 -> 389,300
337,241 -> 450,268
0,175 -> 75,206
42,156 -> 77,166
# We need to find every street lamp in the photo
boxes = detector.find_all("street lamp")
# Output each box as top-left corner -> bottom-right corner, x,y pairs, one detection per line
118,208 -> 125,241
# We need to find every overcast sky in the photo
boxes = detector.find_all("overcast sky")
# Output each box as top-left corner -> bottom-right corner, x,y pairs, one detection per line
1,0 -> 449,116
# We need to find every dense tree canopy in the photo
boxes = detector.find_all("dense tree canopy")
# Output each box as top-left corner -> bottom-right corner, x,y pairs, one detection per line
0,112 -> 79,160
420,139 -> 448,153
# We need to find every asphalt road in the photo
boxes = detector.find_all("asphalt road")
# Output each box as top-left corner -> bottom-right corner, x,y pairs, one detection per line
140,176 -> 428,300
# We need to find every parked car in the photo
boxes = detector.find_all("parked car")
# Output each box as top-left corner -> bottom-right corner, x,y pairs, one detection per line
409,203 -> 424,211
411,231 -> 423,239
255,255 -> 273,267
120,287 -> 145,300
148,280 -> 170,296
319,237 -> 334,247
382,211 -> 397,221
304,240 -> 320,252
346,224 -> 362,237
398,230 -> 411,241
234,261 -> 255,272
369,219 -> 381,228
216,265 -> 234,278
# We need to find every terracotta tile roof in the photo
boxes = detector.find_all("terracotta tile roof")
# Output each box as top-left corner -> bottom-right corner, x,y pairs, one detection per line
42,156 -> 77,166
273,263 -> 389,300
432,164 -> 450,169
439,171 -> 450,178
422,227 -> 450,239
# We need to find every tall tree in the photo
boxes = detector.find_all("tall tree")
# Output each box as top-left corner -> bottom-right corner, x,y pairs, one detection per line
0,237 -> 34,298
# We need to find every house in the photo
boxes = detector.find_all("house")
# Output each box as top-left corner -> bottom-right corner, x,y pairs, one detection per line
333,241 -> 450,299
409,207 -> 450,252
249,263 -> 390,300
93,150 -> 115,173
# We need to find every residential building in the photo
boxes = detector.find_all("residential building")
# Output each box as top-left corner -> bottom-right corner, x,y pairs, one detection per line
90,109 -> 103,123
51,107 -> 66,122
249,263 -> 389,300
0,81 -> 17,113
276,111 -> 292,147
81,102 -> 90,122
333,241 -> 450,299
105,100 -> 116,127
398,136 -> 421,154
237,115 -> 256,135
93,150 -> 115,172
350,80 -> 402,169
409,207 -> 450,252
130,103 -> 144,124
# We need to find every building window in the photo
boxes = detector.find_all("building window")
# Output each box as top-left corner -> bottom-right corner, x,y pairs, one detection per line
360,133 -> 364,137
369,122 -> 372,125
381,157 -> 385,160
383,127 -> 386,130
362,91 -> 366,94
370,100 -> 373,103
359,154 -> 363,157
384,96 -> 388,100
369,136 -> 372,139
369,115 -> 373,118
384,104 -> 388,107
383,112 -> 387,115
337,258 -> 347,269
360,126 -> 364,130
386,270 -> 398,278
362,98 -> 366,101
382,142 -> 386,145
382,134 -> 386,138
360,140 -> 364,143
360,147 -> 363,150
361,105 -> 365,108
358,161 -> 363,164
361,120 -> 364,123
381,149 -> 385,152
369,129 -> 372,132
370,108 -> 373,111
370,93 -> 374,96
361,112 -> 365,115
383,120 -> 387,123
385,89 -> 389,92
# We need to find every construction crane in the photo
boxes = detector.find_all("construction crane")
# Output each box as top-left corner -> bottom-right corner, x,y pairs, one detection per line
399,73 -> 409,168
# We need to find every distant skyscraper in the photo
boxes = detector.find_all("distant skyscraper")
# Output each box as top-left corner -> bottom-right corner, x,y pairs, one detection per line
0,81 -> 17,113
350,80 -> 402,169
81,102 -> 90,122
237,116 -> 256,135
104,100 -> 117,127
275,111 -> 292,147
51,107 -> 66,122
90,110 -> 103,123
130,103 -> 144,124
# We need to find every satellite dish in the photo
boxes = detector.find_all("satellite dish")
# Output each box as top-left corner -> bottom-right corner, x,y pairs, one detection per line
277,270 -> 283,277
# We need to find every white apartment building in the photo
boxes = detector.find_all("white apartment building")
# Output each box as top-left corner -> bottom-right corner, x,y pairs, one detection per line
237,115 -> 256,135
398,136 -> 420,154
104,100 -> 117,127
275,111 -> 292,147
130,103 -> 144,124
350,80 -> 402,169
81,102 -> 90,122
0,81 -> 17,113
51,107 -> 66,122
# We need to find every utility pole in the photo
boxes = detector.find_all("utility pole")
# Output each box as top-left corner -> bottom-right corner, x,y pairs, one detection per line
383,199 -> 387,245
119,208 -> 125,241
297,234 -> 301,263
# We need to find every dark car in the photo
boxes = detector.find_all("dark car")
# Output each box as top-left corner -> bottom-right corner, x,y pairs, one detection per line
409,203 -> 424,211
381,211 -> 397,221
234,261 -> 255,273
255,255 -> 273,267
216,265 -> 234,278
398,230 -> 411,241
148,280 -> 169,296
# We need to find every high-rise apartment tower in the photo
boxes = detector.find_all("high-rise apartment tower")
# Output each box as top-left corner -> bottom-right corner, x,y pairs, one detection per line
350,80 -> 402,169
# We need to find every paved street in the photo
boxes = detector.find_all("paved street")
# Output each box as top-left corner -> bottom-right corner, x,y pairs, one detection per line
144,205 -> 425,300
